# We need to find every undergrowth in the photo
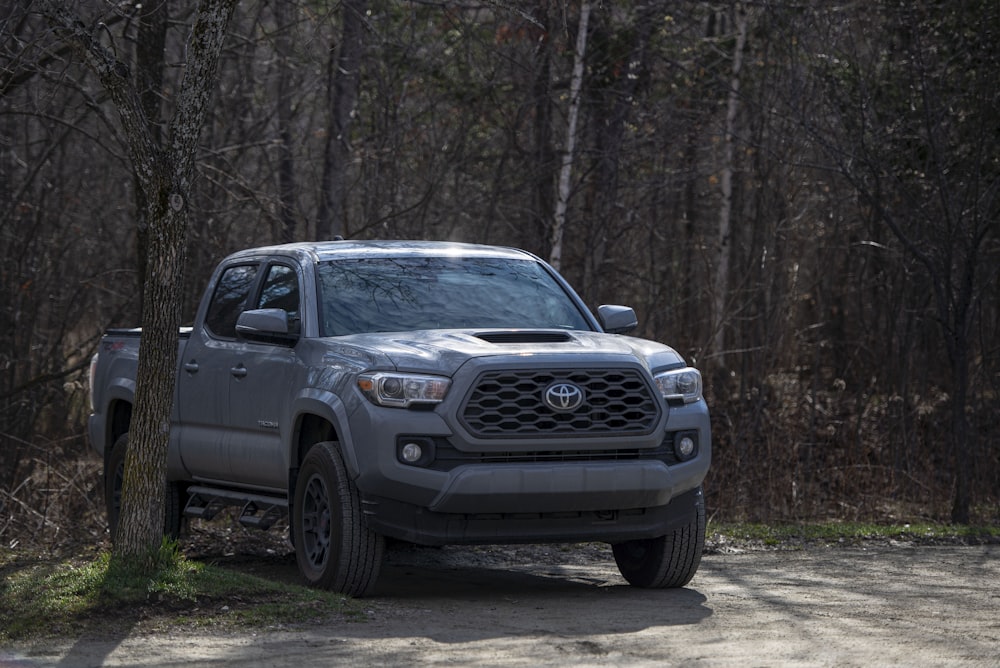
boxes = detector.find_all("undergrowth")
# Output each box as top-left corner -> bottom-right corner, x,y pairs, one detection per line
0,539 -> 356,644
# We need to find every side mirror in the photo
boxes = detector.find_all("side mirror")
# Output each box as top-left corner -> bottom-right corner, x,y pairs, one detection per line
236,308 -> 299,346
597,305 -> 638,334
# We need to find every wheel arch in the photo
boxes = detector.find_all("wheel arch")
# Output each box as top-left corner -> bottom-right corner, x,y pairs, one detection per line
290,391 -> 357,472
295,413 -> 339,469
289,391 -> 359,510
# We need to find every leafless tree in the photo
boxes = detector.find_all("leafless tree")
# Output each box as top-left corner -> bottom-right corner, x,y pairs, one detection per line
794,2 -> 999,522
2,1 -> 998,548
41,0 -> 238,565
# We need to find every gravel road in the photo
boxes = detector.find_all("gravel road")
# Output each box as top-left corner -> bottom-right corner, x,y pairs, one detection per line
6,542 -> 999,666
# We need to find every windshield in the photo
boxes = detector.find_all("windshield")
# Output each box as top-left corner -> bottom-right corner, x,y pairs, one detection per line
316,257 -> 592,336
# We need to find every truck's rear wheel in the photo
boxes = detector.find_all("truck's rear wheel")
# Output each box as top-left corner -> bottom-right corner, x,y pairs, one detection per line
104,432 -> 182,541
292,441 -> 384,597
612,486 -> 705,588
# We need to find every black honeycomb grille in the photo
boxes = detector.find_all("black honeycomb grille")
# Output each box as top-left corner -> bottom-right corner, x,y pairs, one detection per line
460,368 -> 661,437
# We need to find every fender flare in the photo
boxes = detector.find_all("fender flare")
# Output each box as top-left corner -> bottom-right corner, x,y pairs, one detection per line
290,389 -> 360,478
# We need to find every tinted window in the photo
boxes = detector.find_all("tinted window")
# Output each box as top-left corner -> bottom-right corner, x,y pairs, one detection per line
316,257 -> 591,336
257,264 -> 301,334
204,264 -> 258,338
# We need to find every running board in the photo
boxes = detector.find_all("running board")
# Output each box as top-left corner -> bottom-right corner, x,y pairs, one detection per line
183,485 -> 288,530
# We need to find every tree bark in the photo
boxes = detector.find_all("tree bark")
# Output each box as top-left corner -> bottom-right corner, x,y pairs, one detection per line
549,1 -> 590,272
712,2 -> 750,366
133,0 -> 168,319
529,3 -> 555,253
274,0 -> 298,244
43,0 -> 238,566
581,3 -> 658,305
317,0 -> 367,241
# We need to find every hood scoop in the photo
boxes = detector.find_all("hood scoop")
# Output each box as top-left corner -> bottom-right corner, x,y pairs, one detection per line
475,330 -> 575,344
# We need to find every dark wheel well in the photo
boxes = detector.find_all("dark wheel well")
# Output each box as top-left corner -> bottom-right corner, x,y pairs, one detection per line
290,413 -> 340,504
295,414 -> 338,467
106,401 -> 132,470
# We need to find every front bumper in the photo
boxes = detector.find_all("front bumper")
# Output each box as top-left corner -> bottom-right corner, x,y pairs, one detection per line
363,485 -> 706,546
345,388 -> 710,545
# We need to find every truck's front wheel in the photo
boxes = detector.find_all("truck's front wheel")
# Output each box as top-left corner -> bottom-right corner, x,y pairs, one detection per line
612,486 -> 705,588
292,441 -> 384,597
104,432 -> 182,541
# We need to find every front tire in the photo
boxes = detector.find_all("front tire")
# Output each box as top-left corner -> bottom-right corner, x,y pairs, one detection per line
104,432 -> 182,541
292,441 -> 384,596
612,486 -> 706,588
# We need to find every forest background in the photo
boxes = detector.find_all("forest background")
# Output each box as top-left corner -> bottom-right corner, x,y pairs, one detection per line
2,0 -> 998,553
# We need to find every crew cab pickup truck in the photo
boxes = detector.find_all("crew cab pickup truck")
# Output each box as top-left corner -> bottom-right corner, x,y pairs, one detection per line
88,240 -> 711,596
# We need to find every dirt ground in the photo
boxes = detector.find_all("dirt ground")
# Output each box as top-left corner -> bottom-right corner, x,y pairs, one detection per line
4,538 -> 999,667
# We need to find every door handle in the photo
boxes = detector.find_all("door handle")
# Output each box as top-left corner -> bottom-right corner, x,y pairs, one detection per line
184,361 -> 199,373
231,364 -> 248,379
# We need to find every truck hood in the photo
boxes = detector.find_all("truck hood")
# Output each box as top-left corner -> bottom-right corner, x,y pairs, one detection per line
322,329 -> 686,376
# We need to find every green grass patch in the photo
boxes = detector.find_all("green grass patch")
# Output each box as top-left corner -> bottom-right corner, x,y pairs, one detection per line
0,541 -> 359,644
709,520 -> 1000,547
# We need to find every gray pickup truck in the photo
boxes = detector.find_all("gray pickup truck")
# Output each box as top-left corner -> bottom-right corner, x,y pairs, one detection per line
88,240 -> 710,596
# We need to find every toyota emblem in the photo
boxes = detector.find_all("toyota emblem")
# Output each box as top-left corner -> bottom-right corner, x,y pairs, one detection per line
543,382 -> 585,411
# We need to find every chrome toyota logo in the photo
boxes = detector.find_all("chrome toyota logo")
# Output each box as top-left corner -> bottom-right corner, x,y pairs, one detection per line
543,382 -> 585,411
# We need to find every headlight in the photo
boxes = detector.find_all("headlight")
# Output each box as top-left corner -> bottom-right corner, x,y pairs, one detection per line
357,372 -> 451,408
653,367 -> 702,404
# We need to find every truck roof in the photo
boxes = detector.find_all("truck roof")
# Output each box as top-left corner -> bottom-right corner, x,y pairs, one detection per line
223,240 -> 540,265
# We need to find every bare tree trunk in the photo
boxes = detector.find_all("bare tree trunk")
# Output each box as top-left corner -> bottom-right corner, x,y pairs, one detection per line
43,0 -> 238,567
317,0 -> 366,241
529,4 -> 555,253
581,3 -> 658,305
133,0 -> 168,319
712,3 -> 749,366
549,1 -> 590,272
274,0 -> 297,243
950,341 -> 971,523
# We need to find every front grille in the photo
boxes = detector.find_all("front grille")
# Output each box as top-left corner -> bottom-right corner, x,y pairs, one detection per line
459,368 -> 661,437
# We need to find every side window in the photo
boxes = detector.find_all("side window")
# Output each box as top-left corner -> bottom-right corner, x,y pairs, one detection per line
257,264 -> 301,333
204,264 -> 258,339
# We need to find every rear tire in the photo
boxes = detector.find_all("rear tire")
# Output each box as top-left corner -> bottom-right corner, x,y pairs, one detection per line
104,432 -> 182,541
292,441 -> 384,596
612,486 -> 705,588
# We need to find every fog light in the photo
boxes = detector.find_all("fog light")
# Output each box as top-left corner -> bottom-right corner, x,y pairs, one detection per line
396,436 -> 436,467
673,431 -> 698,461
400,442 -> 423,463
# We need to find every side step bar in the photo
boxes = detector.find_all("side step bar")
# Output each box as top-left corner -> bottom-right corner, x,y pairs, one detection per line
183,485 -> 288,530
